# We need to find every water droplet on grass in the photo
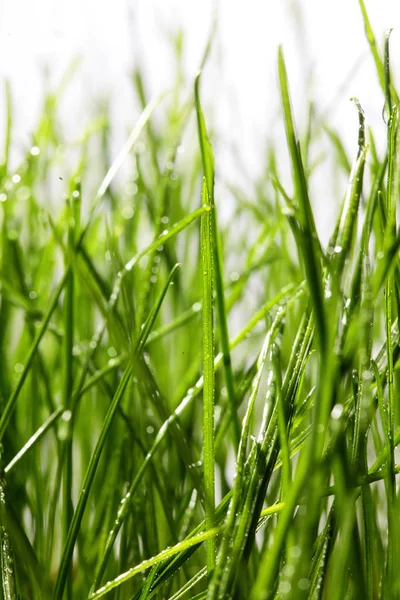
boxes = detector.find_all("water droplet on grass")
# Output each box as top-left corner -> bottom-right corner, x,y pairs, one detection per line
331,404 -> 343,420
122,206 -> 134,220
62,410 -> 72,422
279,581 -> 291,594
298,578 -> 309,590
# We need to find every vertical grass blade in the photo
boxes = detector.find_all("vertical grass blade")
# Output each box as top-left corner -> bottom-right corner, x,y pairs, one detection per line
200,176 -> 216,575
195,72 -> 240,448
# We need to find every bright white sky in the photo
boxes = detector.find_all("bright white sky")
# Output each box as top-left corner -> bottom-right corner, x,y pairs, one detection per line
0,0 -> 399,235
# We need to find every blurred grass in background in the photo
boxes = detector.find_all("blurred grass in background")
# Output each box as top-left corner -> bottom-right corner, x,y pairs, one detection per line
1,1 -> 400,598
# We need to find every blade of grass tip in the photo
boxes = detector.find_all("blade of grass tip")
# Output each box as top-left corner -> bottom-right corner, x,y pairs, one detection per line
4,407 -> 64,474
278,46 -> 326,354
53,264 -> 180,600
384,30 -> 394,119
357,0 -> 385,94
0,477 -> 17,599
132,70 -> 160,177
195,71 -> 240,449
332,98 -> 367,277
200,175 -> 216,576
348,155 -> 386,315
324,126 -> 352,174
77,91 -> 169,250
0,271 -> 68,441
198,10 -> 217,72
0,81 -> 12,180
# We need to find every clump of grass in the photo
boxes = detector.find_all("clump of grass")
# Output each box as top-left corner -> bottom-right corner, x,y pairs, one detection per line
0,3 -> 400,599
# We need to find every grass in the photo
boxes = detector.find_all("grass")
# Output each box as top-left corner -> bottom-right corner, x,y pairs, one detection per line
0,3 -> 400,598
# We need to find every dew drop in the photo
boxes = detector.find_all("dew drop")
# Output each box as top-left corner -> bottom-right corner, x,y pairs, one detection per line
298,578 -> 309,590
331,403 -> 343,420
122,206 -> 134,220
62,410 -> 72,422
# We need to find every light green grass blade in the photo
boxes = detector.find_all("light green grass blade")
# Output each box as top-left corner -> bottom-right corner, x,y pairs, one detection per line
89,504 -> 284,599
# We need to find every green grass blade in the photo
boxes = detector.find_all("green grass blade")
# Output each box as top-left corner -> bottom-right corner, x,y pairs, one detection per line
0,477 -> 17,600
195,71 -> 240,448
4,407 -> 63,474
277,47 -> 326,353
53,265 -> 180,599
200,177 -> 216,575
0,272 -> 68,441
